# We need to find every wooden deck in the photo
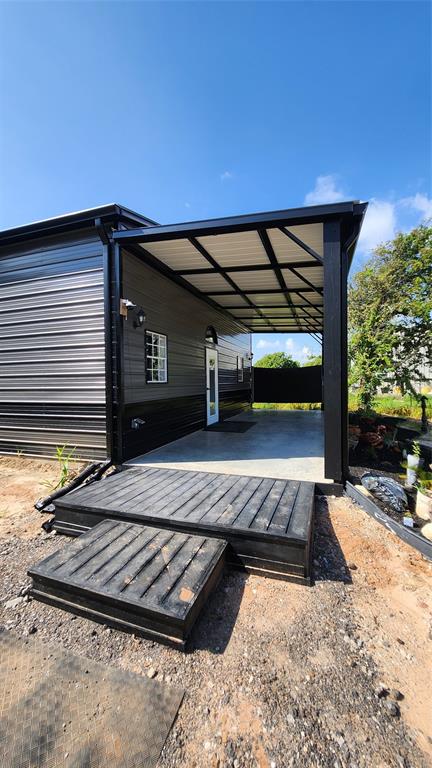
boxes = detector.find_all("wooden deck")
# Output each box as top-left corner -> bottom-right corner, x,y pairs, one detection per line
53,467 -> 315,582
29,519 -> 227,648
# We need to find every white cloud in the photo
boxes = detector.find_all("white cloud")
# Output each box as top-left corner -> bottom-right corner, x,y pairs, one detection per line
256,338 -> 281,350
254,335 -> 320,363
304,174 -> 345,206
357,198 -> 397,254
220,170 -> 233,182
356,193 -> 432,260
299,345 -> 312,363
399,193 -> 432,221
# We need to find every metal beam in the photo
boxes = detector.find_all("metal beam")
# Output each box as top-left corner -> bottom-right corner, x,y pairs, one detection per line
175,259 -> 317,275
292,291 -> 324,316
189,237 -> 276,332
280,227 -> 323,265
257,229 -> 320,335
111,201 -> 367,245
323,220 -> 348,482
220,303 -> 323,310
205,287 -> 318,296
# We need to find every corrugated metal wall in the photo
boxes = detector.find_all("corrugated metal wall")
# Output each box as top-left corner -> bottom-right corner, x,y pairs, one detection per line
0,232 -> 107,459
121,250 -> 252,459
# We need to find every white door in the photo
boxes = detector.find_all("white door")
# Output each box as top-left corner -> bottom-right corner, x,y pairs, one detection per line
205,347 -> 219,425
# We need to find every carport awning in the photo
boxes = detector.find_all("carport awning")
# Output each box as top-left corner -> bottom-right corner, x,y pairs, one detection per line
113,201 -> 367,336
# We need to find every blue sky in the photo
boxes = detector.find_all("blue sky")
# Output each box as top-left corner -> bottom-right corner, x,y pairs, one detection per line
1,1 -> 430,362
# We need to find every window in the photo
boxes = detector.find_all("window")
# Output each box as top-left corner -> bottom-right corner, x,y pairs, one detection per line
145,331 -> 168,383
237,355 -> 244,383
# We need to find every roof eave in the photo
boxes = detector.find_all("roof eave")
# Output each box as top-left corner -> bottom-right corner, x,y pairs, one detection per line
113,201 -> 368,245
0,204 -> 159,247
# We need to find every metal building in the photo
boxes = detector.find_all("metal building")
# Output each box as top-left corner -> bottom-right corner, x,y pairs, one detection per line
0,201 -> 367,481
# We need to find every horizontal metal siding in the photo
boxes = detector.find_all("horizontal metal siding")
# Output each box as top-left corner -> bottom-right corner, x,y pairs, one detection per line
121,251 -> 252,459
0,234 -> 107,459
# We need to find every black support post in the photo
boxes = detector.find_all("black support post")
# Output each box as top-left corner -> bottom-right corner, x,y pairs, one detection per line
323,220 -> 348,482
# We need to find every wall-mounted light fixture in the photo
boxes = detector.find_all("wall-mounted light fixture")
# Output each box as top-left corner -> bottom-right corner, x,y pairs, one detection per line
133,308 -> 146,328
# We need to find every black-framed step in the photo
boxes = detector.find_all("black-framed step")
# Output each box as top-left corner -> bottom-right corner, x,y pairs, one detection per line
52,466 -> 315,582
29,519 -> 227,649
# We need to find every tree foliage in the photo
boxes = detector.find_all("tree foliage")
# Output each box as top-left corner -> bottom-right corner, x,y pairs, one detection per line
254,351 -> 299,369
303,354 -> 322,367
348,223 -> 432,410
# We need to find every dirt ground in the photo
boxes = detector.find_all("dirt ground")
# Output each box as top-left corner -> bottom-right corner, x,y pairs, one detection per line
1,456 -> 431,768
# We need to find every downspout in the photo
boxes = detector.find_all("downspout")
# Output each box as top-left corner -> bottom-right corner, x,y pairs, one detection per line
96,216 -> 116,467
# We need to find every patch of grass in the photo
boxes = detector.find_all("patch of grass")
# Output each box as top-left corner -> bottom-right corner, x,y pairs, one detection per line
253,395 -> 431,420
253,402 -> 321,410
42,445 -> 77,491
348,394 -> 431,420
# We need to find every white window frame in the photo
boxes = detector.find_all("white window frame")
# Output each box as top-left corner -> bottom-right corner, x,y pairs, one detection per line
145,330 -> 168,384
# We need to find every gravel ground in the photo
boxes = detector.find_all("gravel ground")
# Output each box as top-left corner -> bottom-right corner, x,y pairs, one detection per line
1,457 -> 431,768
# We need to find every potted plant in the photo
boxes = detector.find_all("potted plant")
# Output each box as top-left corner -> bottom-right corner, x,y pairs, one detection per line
415,467 -> 432,521
406,440 -> 422,487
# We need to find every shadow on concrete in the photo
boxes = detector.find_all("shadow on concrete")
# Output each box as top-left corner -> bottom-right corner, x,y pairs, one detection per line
188,570 -> 247,655
312,496 -> 353,584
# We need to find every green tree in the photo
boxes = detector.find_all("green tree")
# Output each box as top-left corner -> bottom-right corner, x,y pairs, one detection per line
254,352 -> 299,369
348,223 -> 432,411
303,354 -> 322,367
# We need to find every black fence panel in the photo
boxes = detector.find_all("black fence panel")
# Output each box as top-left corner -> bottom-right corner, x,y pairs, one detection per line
253,365 -> 322,403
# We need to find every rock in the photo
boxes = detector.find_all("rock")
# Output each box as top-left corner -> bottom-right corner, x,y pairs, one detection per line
347,563 -> 357,570
389,689 -> 404,701
420,522 -> 432,541
384,700 -> 400,717
375,684 -> 388,699
4,596 -> 27,610
146,667 -> 157,679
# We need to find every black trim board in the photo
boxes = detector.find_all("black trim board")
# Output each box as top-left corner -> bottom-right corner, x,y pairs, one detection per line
345,481 -> 432,561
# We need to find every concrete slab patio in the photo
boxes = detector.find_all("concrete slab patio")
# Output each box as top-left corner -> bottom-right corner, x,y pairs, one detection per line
127,409 -> 328,483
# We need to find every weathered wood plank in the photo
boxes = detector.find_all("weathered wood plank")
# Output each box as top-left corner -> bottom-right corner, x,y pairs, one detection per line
215,476 -> 263,527
29,521 -> 227,647
267,481 -> 300,534
175,473 -> 241,522
53,467 -> 315,582
231,478 -> 275,530
249,479 -> 287,532
287,481 -> 315,538
102,529 -> 175,596
124,471 -> 202,514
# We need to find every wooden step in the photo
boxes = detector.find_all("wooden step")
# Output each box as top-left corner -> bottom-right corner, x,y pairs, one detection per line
29,519 -> 227,649
53,467 -> 315,582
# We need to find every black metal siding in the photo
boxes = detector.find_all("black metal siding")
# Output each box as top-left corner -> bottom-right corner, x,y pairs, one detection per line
121,250 -> 251,459
0,231 -> 106,459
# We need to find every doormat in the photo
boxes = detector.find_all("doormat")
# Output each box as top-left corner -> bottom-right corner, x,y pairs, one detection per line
0,629 -> 183,768
205,421 -> 256,433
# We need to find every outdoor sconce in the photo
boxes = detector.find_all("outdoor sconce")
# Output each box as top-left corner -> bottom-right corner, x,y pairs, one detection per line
134,308 -> 146,328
